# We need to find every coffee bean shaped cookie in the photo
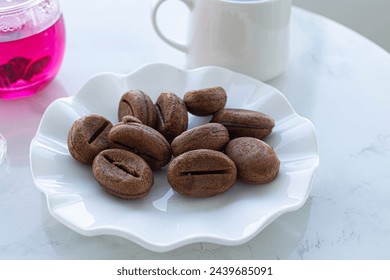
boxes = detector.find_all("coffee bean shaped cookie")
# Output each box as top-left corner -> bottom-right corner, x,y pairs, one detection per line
155,92 -> 188,143
167,149 -> 237,198
225,137 -> 280,184
118,89 -> 157,127
171,123 -> 229,157
92,149 -> 153,199
108,119 -> 171,170
211,108 -> 275,140
67,114 -> 113,164
183,86 -> 227,116
119,115 -> 142,124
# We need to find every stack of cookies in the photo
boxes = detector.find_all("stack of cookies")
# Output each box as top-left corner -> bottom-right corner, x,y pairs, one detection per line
67,86 -> 280,199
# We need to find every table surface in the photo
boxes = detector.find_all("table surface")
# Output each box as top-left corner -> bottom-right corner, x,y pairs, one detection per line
1,0 -> 390,260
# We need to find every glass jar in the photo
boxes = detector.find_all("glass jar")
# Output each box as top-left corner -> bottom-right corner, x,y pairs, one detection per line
0,133 -> 6,165
0,0 -> 66,99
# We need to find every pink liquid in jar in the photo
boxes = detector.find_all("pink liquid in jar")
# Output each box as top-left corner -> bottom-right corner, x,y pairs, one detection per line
0,1 -> 66,99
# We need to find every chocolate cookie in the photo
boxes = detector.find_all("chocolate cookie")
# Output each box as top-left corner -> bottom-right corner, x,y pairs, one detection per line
67,114 -> 113,164
183,86 -> 227,116
225,137 -> 280,184
92,149 -> 153,199
119,115 -> 142,124
211,108 -> 275,140
108,118 -> 171,170
167,149 -> 237,198
155,91 -> 188,143
118,89 -> 157,127
171,123 -> 229,157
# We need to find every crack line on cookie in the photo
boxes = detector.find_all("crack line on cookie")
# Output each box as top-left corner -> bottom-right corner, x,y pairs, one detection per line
88,121 -> 110,144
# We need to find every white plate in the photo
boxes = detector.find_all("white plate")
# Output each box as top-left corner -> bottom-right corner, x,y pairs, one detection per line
30,63 -> 319,252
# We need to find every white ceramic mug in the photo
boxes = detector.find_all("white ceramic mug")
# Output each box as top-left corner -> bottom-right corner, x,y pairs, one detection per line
151,0 -> 291,81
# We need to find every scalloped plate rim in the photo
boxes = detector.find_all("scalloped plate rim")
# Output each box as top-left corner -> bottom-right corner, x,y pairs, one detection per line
30,63 -> 319,252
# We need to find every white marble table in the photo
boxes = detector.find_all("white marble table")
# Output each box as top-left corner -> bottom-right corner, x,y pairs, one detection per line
1,0 -> 390,259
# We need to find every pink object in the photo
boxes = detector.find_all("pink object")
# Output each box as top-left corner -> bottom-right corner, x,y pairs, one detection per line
0,0 -> 65,99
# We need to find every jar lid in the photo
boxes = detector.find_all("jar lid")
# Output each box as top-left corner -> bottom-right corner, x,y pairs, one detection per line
0,0 -> 40,13
0,0 -> 60,42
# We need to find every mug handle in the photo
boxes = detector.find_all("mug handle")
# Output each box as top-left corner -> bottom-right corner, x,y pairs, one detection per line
151,0 -> 193,53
